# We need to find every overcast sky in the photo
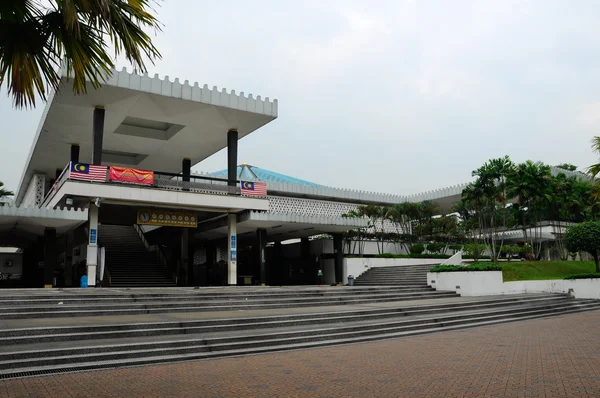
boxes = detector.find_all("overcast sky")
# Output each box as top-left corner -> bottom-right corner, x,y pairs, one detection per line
1,0 -> 600,195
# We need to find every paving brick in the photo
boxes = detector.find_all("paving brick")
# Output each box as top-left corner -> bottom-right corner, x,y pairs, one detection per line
1,311 -> 600,397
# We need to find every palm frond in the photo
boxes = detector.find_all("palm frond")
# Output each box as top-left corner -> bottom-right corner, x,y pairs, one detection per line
1,0 -> 162,108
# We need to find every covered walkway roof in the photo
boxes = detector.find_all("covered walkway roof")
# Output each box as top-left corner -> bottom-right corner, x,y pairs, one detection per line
0,205 -> 88,245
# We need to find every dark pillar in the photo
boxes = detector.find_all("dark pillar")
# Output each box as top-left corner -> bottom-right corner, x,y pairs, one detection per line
273,241 -> 283,285
43,228 -> 57,287
206,244 -> 216,285
92,107 -> 105,165
257,229 -> 267,285
333,234 -> 344,285
182,158 -> 191,191
70,144 -> 80,163
182,158 -> 191,180
227,129 -> 238,187
55,168 -> 62,179
301,237 -> 313,284
180,229 -> 189,286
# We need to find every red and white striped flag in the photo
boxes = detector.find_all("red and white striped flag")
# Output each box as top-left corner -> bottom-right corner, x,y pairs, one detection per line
240,181 -> 267,196
70,162 -> 108,182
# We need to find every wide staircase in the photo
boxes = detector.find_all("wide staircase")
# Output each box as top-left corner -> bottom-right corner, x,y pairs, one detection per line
0,288 -> 598,379
99,225 -> 176,288
354,264 -> 434,286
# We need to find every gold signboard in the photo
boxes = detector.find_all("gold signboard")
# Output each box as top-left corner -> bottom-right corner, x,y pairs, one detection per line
137,209 -> 197,228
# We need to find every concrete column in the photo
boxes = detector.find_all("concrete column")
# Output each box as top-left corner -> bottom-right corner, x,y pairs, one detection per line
86,204 -> 99,286
227,129 -> 238,188
333,234 -> 344,285
180,229 -> 189,285
92,106 -> 105,165
257,228 -> 267,285
182,158 -> 191,191
205,244 -> 216,285
43,228 -> 57,288
227,213 -> 237,285
64,231 -> 73,287
70,144 -> 80,163
301,237 -> 314,284
273,241 -> 283,285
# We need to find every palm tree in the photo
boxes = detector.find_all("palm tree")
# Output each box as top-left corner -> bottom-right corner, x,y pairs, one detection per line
1,1 -> 161,108
0,181 -> 13,205
508,161 -> 552,258
588,137 -> 600,176
587,136 -> 600,199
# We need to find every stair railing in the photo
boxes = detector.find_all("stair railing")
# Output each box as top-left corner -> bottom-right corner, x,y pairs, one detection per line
133,224 -> 171,279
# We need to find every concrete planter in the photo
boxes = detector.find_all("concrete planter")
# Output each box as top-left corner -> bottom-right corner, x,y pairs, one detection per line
427,271 -> 503,296
428,271 -> 600,299
345,258 -> 442,281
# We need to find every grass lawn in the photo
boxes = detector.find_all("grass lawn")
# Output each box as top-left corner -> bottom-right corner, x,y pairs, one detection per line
501,261 -> 598,281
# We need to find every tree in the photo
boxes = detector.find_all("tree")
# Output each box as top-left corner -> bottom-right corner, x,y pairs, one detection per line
385,202 -> 419,252
461,156 -> 515,262
0,181 -> 13,205
556,163 -> 577,171
565,221 -> 600,273
507,160 -> 552,258
341,210 -> 366,255
588,137 -> 600,178
1,1 -> 162,108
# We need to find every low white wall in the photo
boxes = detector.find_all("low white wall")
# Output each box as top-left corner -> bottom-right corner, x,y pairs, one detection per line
427,271 -> 503,296
345,257 -> 442,283
427,271 -> 600,299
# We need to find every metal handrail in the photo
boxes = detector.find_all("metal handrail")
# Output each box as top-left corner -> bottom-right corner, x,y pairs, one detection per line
40,163 -> 71,207
44,164 -> 244,204
134,224 -> 172,278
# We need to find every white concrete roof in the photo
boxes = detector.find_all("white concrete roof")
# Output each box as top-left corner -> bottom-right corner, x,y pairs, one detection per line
196,211 -> 368,241
0,204 -> 88,236
16,67 -> 278,205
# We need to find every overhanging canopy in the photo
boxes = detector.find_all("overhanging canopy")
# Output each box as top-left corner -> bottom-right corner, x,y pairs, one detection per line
16,68 -> 278,205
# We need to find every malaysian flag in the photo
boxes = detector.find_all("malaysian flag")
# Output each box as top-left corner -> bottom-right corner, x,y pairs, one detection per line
70,162 -> 107,182
241,181 -> 267,196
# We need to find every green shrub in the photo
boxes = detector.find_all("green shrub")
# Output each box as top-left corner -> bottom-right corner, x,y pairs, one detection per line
409,244 -> 425,254
426,243 -> 445,254
463,255 -> 491,260
463,243 -> 487,261
565,221 -> 600,272
502,245 -> 521,261
564,273 -> 600,280
448,244 -> 463,251
375,253 -> 450,259
375,253 -> 396,258
429,264 -> 502,273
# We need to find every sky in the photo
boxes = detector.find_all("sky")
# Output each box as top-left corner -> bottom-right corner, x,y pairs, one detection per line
1,0 -> 600,195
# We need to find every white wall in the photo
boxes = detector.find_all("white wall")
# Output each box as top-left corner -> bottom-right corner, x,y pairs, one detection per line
345,257 -> 442,283
427,271 -> 600,299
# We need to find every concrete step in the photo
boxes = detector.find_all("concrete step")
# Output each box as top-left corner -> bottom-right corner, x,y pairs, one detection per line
0,291 -> 460,319
0,296 -> 597,378
0,287 -> 437,305
0,294 -> 569,346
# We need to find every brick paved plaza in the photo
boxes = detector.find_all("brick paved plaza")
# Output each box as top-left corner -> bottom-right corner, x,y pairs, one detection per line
1,310 -> 599,398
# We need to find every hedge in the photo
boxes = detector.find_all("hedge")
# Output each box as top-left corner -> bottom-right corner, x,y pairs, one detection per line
564,273 -> 600,280
375,253 -> 451,259
429,264 -> 502,273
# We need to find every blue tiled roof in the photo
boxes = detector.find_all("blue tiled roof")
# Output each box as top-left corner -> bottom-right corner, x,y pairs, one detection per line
210,164 -> 323,187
